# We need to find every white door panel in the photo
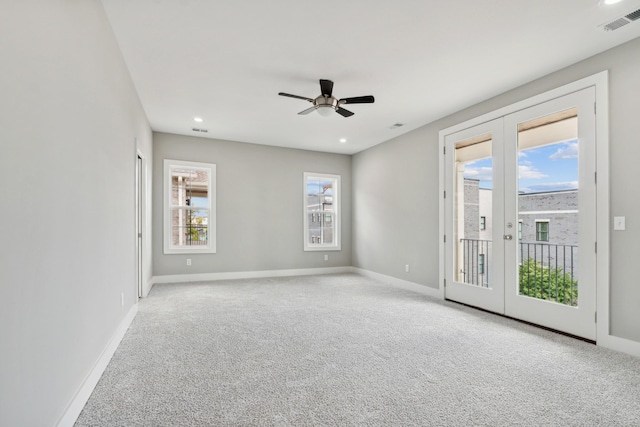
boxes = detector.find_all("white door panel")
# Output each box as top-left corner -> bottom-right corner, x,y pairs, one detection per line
444,118 -> 505,314
503,88 -> 596,340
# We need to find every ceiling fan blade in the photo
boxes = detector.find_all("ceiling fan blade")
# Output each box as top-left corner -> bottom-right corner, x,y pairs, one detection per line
340,95 -> 375,104
319,79 -> 334,97
298,106 -> 318,115
336,107 -> 354,117
279,92 -> 314,102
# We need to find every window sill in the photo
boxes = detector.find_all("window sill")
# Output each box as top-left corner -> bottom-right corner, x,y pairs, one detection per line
164,247 -> 216,255
304,246 -> 341,252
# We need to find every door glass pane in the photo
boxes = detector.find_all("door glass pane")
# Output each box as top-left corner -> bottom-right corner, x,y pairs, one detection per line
454,134 -> 493,288
516,108 -> 579,306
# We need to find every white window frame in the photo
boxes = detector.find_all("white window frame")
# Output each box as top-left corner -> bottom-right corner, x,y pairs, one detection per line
303,172 -> 341,251
163,159 -> 216,254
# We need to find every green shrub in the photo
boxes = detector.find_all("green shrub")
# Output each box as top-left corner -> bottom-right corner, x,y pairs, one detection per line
519,259 -> 578,306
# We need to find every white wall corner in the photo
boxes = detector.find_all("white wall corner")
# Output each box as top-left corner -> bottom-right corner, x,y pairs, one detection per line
56,304 -> 138,427
142,278 -> 154,298
352,268 -> 442,299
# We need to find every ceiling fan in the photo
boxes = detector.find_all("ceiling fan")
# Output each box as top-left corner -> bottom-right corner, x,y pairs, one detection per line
278,79 -> 375,117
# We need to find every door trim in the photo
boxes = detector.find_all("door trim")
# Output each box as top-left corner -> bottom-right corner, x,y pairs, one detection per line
439,71 -> 610,347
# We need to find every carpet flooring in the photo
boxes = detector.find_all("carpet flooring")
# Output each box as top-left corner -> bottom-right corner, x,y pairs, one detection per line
75,273 -> 640,426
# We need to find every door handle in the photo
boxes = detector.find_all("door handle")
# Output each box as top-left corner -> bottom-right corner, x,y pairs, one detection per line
504,234 -> 513,240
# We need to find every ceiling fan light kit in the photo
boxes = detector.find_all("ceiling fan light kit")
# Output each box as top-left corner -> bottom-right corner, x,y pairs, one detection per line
278,79 -> 374,118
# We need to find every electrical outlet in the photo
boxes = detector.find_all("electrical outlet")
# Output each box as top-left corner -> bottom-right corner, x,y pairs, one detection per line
405,264 -> 410,273
187,258 -> 192,266
324,254 -> 329,261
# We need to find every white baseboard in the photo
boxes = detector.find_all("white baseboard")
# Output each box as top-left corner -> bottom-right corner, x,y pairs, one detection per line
598,332 -> 640,359
352,268 -> 442,299
56,304 -> 138,427
151,266 -> 354,285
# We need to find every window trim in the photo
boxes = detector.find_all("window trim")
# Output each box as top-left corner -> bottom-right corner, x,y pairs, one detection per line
303,172 -> 341,252
163,159 -> 216,254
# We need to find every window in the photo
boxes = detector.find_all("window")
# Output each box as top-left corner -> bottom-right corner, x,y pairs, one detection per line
518,220 -> 523,240
304,172 -> 340,251
478,254 -> 485,274
164,159 -> 216,254
480,216 -> 486,230
536,220 -> 549,242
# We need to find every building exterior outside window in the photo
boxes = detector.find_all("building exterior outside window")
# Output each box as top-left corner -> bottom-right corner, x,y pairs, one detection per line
462,178 -> 578,287
304,173 -> 340,251
163,159 -> 216,254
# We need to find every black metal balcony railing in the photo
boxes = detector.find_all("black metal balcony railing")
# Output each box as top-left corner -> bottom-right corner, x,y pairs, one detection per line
459,239 -> 578,306
173,224 -> 208,246
460,239 -> 492,288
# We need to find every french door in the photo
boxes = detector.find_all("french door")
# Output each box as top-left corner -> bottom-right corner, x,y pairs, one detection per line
444,88 -> 597,340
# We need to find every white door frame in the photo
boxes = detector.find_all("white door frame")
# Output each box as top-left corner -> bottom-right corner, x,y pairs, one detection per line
439,72 -> 613,346
135,149 -> 146,299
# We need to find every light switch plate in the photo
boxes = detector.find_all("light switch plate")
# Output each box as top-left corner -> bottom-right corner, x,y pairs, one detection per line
614,216 -> 625,231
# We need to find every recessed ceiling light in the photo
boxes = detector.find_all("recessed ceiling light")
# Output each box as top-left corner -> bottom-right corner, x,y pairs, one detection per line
194,117 -> 203,123
600,0 -> 623,5
339,138 -> 347,143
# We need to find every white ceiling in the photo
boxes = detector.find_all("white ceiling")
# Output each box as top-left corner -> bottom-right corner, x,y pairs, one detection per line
101,0 -> 640,155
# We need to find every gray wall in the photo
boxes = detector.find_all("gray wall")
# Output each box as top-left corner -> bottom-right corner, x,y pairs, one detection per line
353,125 -> 439,284
0,1 -> 152,426
153,133 -> 352,276
352,36 -> 640,343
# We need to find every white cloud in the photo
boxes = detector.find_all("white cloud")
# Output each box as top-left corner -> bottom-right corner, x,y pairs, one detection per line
463,166 -> 493,181
549,142 -> 578,160
518,164 -> 548,179
520,181 -> 578,193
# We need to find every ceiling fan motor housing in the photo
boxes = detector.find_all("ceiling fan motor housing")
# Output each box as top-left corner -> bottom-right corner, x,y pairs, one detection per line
316,96 -> 338,109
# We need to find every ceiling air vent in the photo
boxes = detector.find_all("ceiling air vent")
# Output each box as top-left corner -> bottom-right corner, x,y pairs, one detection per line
625,9 -> 640,21
600,8 -> 640,31
192,128 -> 208,133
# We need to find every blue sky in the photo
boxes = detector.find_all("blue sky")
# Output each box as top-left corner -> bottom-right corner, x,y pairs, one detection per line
306,179 -> 334,196
186,194 -> 209,218
463,139 -> 578,193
